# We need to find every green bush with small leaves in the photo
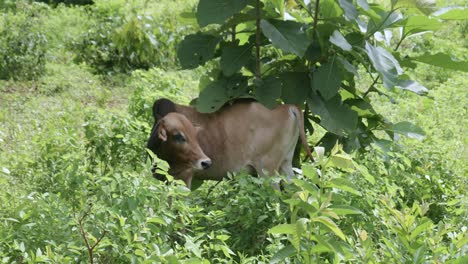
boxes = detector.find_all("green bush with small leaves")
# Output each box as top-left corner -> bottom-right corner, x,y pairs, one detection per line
0,4 -> 48,80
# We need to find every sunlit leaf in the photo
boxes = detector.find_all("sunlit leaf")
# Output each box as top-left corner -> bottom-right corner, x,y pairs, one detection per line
397,80 -> 428,95
399,15 -> 442,37
338,0 -> 358,21
329,30 -> 352,51
327,178 -> 361,196
387,121 -> 426,140
312,216 -> 346,241
434,7 -> 468,20
394,0 -> 436,15
269,224 -> 296,235
365,41 -> 403,89
409,53 -> 468,72
329,205 -> 364,215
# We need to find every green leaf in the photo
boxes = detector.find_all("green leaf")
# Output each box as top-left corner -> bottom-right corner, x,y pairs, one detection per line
255,75 -> 282,108
434,7 -> 468,20
394,0 -> 436,15
280,72 -> 310,105
400,15 -> 442,37
396,80 -> 428,95
220,43 -> 252,76
269,224 -> 296,235
260,19 -> 310,57
387,121 -> 425,140
184,236 -> 202,258
312,216 -> 346,241
307,94 -> 358,136
338,0 -> 358,21
270,245 -> 296,264
357,0 -> 370,10
329,205 -> 364,215
330,154 -> 355,172
321,0 -> 344,19
196,0 -> 248,27
196,75 -> 248,113
313,59 -> 344,100
177,33 -> 219,69
327,178 -> 361,196
330,30 -> 352,51
409,53 -> 468,72
353,161 -> 376,184
365,41 -> 402,89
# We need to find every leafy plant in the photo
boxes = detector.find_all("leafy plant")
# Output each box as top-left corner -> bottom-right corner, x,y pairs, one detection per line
177,0 -> 468,152
73,1 -> 195,73
0,3 -> 48,80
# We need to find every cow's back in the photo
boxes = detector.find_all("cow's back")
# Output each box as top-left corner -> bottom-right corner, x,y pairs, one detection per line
192,101 -> 300,180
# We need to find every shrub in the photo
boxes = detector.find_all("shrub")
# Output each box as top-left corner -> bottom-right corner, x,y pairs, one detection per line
73,2 -> 194,74
0,4 -> 48,80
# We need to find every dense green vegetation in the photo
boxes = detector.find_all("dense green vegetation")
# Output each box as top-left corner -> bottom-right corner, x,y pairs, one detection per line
0,0 -> 467,263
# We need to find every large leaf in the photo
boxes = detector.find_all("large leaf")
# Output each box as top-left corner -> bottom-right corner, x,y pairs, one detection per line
255,75 -> 282,108
307,94 -> 358,136
312,59 -> 344,100
394,0 -> 436,15
365,41 -> 403,89
329,30 -> 352,51
386,121 -> 425,140
338,0 -> 358,21
196,75 -> 248,113
260,19 -> 310,57
321,0 -> 344,19
220,43 -> 252,76
280,72 -> 310,105
409,53 -> 468,72
434,7 -> 468,20
397,80 -> 428,95
177,33 -> 219,69
399,15 -> 442,37
196,0 -> 248,27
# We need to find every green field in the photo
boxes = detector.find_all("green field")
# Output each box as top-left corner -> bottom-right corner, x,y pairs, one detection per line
0,0 -> 467,263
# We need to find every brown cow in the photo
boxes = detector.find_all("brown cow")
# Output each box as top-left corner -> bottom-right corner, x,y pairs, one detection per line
147,99 -> 314,188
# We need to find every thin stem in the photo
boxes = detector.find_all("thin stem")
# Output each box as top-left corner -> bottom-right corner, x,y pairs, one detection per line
363,75 -> 380,97
231,25 -> 236,42
312,0 -> 320,41
255,0 -> 261,80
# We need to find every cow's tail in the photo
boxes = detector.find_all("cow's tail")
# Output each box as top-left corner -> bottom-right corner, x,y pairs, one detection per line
291,106 -> 314,162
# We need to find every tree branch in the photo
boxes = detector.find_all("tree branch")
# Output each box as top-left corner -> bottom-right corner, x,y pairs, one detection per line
78,209 -> 107,264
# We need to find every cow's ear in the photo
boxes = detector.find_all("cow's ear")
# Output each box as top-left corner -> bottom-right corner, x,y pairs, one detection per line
157,122 -> 167,142
153,98 -> 176,120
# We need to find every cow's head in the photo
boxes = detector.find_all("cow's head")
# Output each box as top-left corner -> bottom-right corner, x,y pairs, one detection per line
147,112 -> 211,187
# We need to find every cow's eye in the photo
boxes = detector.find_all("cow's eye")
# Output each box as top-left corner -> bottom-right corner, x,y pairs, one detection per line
173,133 -> 186,143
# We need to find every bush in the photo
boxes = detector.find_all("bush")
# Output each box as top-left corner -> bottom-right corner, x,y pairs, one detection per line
73,2 -> 194,74
0,3 -> 48,80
